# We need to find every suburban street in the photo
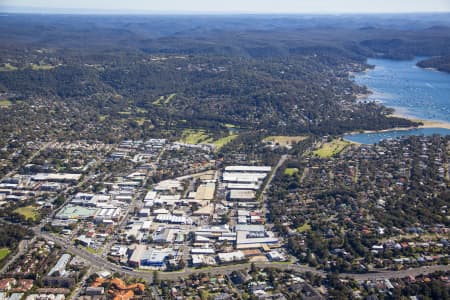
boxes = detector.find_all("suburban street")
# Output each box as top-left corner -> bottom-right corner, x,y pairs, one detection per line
35,230 -> 450,282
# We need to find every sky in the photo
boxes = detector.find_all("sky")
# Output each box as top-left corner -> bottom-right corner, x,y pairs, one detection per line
1,0 -> 450,14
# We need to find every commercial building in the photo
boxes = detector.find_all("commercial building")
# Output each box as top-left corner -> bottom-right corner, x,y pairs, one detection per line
191,255 -> 217,267
194,225 -> 233,240
56,205 -> 98,220
128,245 -> 174,268
234,224 -> 279,249
155,214 -> 191,224
48,254 -> 71,277
140,248 -> 173,268
217,251 -> 246,263
153,180 -> 183,193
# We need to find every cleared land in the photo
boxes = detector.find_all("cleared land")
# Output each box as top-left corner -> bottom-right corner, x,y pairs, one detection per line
0,63 -> 18,72
136,108 -> 147,114
153,93 -> 177,105
14,205 -> 39,221
0,248 -> 11,261
263,135 -> 308,147
313,139 -> 351,158
134,117 -> 147,126
297,223 -> 312,233
163,93 -> 177,104
0,99 -> 12,107
30,63 -> 56,70
118,111 -> 132,115
284,168 -> 299,176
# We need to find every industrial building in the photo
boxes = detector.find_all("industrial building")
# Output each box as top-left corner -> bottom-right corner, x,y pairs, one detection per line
32,173 -> 82,183
155,214 -> 191,224
224,166 -> 271,173
222,172 -> 268,184
228,190 -> 256,201
195,182 -> 216,201
94,207 -> 121,222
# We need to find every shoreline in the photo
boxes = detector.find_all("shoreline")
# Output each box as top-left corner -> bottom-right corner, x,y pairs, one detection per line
389,114 -> 450,130
349,65 -> 450,135
344,117 -> 450,136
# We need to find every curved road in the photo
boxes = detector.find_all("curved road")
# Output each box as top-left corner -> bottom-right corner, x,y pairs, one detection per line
39,231 -> 449,282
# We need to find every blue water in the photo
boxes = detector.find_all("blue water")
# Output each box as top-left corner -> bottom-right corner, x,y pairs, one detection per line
345,57 -> 450,144
354,57 -> 450,123
344,127 -> 450,144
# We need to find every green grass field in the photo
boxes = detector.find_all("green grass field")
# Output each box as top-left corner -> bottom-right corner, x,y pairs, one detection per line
313,139 -> 350,158
0,99 -> 12,107
263,135 -> 308,146
14,205 -> 39,221
212,134 -> 238,150
284,168 -> 299,176
0,248 -> 11,262
179,129 -> 213,144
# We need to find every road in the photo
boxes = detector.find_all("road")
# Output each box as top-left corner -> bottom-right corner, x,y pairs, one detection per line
261,154 -> 290,197
2,148 -> 449,284
259,154 -> 289,215
100,145 -> 168,257
2,196 -> 448,283
34,230 -> 450,283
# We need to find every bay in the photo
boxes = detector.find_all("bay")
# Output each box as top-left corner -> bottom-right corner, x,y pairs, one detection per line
344,57 -> 450,144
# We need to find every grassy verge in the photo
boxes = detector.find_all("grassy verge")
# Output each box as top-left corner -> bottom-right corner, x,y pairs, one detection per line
0,248 -> 11,261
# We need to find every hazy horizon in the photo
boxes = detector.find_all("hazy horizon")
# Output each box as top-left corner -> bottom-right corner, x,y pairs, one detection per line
1,0 -> 449,14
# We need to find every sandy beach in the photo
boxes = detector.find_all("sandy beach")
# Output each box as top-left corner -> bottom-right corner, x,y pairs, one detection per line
388,114 -> 450,130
